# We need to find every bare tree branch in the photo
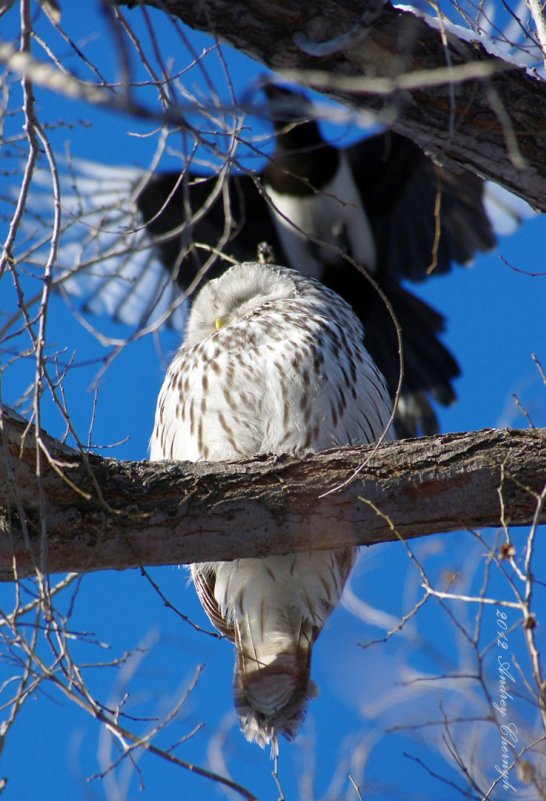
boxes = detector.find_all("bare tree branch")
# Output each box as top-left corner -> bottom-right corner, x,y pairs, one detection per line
1,404 -> 544,581
115,0 -> 546,210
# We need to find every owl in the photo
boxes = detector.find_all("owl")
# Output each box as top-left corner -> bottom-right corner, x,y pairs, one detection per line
149,261 -> 394,748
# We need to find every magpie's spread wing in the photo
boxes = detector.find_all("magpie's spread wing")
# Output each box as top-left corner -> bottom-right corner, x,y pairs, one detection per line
345,131 -> 498,281
23,160 -> 187,331
25,160 -> 283,332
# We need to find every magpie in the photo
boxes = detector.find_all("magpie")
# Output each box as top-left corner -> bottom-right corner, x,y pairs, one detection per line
26,87 -> 532,435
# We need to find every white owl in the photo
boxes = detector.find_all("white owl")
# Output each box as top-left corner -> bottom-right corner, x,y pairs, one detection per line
150,261 -> 394,748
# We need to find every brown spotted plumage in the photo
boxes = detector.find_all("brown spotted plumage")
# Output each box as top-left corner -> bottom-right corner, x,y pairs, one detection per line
149,261 -> 394,748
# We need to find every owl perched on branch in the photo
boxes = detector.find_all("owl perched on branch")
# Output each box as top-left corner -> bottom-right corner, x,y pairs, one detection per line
149,261 -> 394,747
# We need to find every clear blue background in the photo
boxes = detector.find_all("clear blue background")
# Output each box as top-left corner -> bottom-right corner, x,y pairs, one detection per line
1,3 -> 545,800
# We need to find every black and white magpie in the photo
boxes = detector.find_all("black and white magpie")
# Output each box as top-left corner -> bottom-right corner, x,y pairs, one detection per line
260,85 -> 497,435
24,86 -> 533,435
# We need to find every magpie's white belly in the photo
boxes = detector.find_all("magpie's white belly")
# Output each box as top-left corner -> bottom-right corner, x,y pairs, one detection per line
265,154 -> 377,278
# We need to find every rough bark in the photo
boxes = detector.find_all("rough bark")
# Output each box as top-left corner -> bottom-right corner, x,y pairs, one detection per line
1,405 -> 544,581
118,0 -> 546,210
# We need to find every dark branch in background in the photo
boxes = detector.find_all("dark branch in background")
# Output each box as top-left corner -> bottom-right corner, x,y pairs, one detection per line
116,0 -> 546,210
1,405 -> 545,581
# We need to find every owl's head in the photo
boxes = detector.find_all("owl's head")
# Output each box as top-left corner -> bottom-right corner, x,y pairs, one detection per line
184,262 -> 299,348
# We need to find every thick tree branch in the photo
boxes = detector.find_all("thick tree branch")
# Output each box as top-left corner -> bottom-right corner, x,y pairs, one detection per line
119,0 -> 546,210
1,405 -> 544,581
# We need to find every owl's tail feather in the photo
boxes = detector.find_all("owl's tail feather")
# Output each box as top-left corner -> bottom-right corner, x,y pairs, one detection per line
233,624 -> 319,748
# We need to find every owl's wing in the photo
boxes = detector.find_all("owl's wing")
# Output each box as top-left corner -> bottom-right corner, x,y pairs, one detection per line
191,551 -> 352,653
192,566 -> 235,641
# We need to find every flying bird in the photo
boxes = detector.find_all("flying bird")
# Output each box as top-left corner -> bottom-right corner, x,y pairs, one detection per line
23,86 -> 532,434
149,261 -> 394,746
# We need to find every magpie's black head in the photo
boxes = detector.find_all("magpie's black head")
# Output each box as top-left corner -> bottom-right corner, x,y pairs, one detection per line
263,84 -> 325,151
263,84 -> 311,121
261,84 -> 340,194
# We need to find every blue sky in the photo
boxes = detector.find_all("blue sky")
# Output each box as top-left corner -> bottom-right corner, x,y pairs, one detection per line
1,3 -> 545,800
